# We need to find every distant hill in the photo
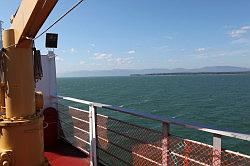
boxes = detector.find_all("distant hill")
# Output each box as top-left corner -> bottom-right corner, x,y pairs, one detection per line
57,66 -> 250,77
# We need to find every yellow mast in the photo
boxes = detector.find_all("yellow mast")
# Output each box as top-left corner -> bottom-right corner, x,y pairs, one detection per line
0,21 -> 4,113
0,0 -> 57,165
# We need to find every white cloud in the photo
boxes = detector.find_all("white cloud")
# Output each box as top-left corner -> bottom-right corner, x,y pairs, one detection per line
218,49 -> 250,57
115,57 -> 134,65
155,45 -> 169,50
59,48 -> 78,54
94,53 -> 112,61
90,43 -> 95,47
164,36 -> 173,40
196,48 -> 205,52
55,56 -> 64,62
93,52 -> 135,67
229,26 -> 250,38
167,58 -> 177,63
231,38 -> 250,45
195,48 -> 206,58
127,50 -> 136,54
70,48 -> 77,53
60,49 -> 66,53
79,61 -> 85,65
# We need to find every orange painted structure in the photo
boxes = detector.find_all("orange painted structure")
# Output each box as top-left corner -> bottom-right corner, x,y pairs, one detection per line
0,0 -> 58,165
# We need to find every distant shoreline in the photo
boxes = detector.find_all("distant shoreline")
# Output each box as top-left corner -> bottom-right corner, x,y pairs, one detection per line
130,71 -> 250,76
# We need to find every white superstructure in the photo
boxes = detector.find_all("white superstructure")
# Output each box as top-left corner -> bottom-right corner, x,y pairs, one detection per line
36,51 -> 58,109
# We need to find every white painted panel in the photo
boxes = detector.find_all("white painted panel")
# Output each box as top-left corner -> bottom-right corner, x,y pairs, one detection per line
36,51 -> 57,109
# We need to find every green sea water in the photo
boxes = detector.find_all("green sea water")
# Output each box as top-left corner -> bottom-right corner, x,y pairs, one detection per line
57,74 -> 250,155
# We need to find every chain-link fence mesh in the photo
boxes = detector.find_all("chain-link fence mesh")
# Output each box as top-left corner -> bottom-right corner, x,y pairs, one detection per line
96,113 -> 250,166
221,150 -> 250,166
58,104 -> 90,153
57,103 -> 250,166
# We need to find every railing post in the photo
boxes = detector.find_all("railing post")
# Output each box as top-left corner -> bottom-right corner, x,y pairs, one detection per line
89,105 -> 97,166
213,134 -> 221,166
162,122 -> 170,166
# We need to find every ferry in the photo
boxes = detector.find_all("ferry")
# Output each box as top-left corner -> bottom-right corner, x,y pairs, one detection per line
0,1 -> 249,165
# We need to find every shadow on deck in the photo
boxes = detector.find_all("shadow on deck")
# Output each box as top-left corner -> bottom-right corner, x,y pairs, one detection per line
44,139 -> 90,166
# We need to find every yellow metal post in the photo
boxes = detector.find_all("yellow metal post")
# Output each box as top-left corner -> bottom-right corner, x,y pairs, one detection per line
0,0 -> 58,165
0,21 -> 4,112
0,83 -> 5,112
0,29 -> 44,166
3,29 -> 35,118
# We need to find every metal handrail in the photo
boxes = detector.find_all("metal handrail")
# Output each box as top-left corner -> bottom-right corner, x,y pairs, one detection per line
53,95 -> 250,141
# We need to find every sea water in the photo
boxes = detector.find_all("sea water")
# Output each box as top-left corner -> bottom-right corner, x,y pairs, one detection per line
57,74 -> 250,154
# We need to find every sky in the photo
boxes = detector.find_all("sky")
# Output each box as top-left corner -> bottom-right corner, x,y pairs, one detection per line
1,0 -> 250,73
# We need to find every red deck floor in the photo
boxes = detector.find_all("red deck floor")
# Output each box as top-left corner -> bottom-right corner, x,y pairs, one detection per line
44,140 -> 90,166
